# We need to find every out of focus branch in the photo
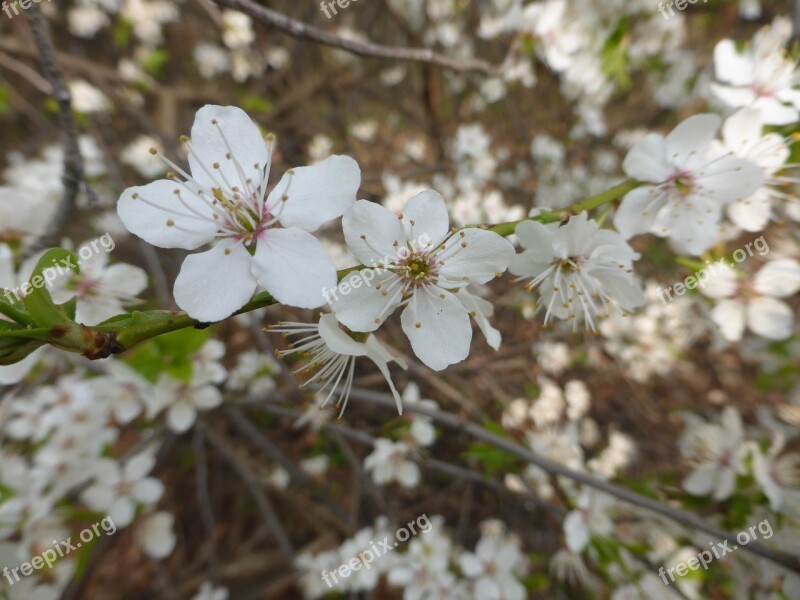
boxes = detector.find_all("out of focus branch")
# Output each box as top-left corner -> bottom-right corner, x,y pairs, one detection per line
24,7 -> 92,253
212,0 -> 506,76
344,387 -> 800,575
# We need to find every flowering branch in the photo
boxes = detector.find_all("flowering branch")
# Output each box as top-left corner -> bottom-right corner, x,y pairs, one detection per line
0,168 -> 637,365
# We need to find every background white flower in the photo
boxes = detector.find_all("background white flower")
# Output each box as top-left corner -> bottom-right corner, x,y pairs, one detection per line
614,114 -> 764,254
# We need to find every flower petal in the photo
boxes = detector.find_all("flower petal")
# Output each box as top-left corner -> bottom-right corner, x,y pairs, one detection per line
438,228 -> 514,286
401,287 -> 471,371
457,288 -> 501,350
695,156 -> 764,205
342,200 -> 406,265
268,155 -> 360,232
665,114 -> 721,164
747,296 -> 793,339
710,299 -> 746,341
188,105 -> 270,192
174,239 -> 257,322
318,312 -> 369,357
401,190 -> 450,246
330,270 -> 403,332
753,259 -> 800,297
252,227 -> 336,309
612,186 -> 668,239
622,133 -> 671,182
168,401 -> 197,433
118,180 -> 218,250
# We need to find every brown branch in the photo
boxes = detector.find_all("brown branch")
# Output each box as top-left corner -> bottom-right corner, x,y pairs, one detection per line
202,424 -> 295,559
212,0 -> 506,76
24,7 -> 92,253
342,387 -> 800,576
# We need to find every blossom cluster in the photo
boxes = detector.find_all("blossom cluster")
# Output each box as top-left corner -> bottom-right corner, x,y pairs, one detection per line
1,2 -> 800,599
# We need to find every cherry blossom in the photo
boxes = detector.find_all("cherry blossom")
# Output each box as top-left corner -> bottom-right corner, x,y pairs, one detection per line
712,109 -> 791,232
614,114 -> 764,254
711,18 -> 800,125
269,313 -> 407,415
82,453 -> 164,527
700,259 -> 800,341
331,190 -> 514,370
511,212 -> 645,330
679,406 -> 747,500
364,439 -> 420,488
117,105 -> 360,321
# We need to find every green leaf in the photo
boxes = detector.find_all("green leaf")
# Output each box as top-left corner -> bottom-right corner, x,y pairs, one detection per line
464,442 -> 524,476
601,18 -> 632,90
22,248 -> 80,328
0,296 -> 34,326
124,328 -> 210,383
141,49 -> 170,77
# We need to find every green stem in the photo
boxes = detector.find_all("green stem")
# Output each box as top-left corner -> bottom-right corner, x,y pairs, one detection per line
97,291 -> 278,352
0,298 -> 36,326
489,179 -> 640,237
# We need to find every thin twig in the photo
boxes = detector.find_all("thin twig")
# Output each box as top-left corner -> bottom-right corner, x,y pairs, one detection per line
255,401 -> 564,518
224,406 -> 310,485
24,6 -> 92,254
344,387 -> 800,575
202,424 -> 295,559
212,0 -> 507,76
193,426 -> 219,579
0,51 -> 51,93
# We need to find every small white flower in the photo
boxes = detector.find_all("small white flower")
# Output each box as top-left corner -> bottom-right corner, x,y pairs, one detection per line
82,453 -> 164,527
270,313 -> 407,415
564,380 -> 591,421
117,105 -> 360,321
701,259 -> 800,341
192,582 -> 229,600
69,80 -> 112,114
364,439 -> 420,488
511,212 -> 645,330
148,370 -> 223,433
51,242 -> 148,326
332,190 -> 514,370
221,10 -> 254,50
711,19 -> 800,125
563,490 -> 614,552
713,109 -> 791,232
752,433 -> 800,513
680,406 -> 747,500
90,360 -> 152,424
614,114 -> 764,255
459,521 -> 527,600
121,135 -> 168,178
136,511 -> 176,559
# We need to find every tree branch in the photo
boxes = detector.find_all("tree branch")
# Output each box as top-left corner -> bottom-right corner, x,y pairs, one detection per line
343,387 -> 800,575
212,0 -> 506,76
24,7 -> 93,254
